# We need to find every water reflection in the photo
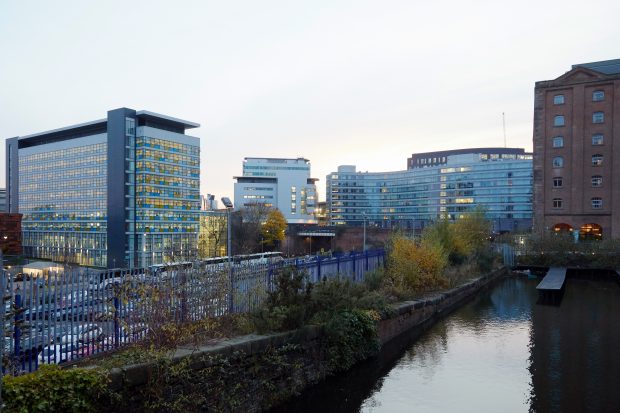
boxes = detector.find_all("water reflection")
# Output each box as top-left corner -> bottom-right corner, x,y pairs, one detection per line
271,277 -> 620,413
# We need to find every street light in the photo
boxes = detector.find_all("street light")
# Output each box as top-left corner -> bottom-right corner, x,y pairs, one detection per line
362,212 -> 367,252
221,197 -> 234,313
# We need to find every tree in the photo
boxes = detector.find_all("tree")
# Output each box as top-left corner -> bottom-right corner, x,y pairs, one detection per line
261,209 -> 287,249
232,204 -> 272,254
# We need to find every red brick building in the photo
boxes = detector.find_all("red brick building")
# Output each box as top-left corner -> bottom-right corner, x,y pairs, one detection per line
0,213 -> 22,255
533,59 -> 620,239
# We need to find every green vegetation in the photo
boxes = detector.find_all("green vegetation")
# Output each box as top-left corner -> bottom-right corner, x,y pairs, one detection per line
515,233 -> 620,268
386,209 -> 496,297
1,365 -> 109,413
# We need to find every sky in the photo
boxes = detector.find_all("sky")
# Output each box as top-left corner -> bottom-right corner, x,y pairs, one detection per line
1,0 -> 619,203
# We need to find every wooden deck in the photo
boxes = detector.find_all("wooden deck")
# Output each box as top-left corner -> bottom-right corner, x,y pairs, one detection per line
537,267 -> 567,291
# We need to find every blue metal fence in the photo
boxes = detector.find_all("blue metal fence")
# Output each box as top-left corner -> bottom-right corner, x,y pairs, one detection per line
1,249 -> 385,375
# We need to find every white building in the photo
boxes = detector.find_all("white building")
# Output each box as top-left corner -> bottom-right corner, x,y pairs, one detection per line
234,157 -> 318,224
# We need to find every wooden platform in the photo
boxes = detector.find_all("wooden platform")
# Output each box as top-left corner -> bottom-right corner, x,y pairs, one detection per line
536,267 -> 567,305
537,267 -> 567,291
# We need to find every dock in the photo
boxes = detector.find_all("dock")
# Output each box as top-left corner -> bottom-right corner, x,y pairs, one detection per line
536,267 -> 567,304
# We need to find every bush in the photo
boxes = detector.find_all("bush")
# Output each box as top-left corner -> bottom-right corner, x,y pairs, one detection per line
2,365 -> 109,413
325,309 -> 380,373
251,267 -> 313,332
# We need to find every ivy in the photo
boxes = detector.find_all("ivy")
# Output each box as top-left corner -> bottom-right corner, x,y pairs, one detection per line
2,365 -> 109,413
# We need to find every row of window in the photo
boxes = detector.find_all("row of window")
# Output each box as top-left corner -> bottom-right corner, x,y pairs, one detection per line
553,90 -> 605,105
551,134 -> 604,148
553,112 -> 604,126
552,176 -> 603,188
552,198 -> 603,209
552,155 -> 603,168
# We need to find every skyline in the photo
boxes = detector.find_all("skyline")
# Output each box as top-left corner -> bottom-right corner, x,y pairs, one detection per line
1,0 -> 619,203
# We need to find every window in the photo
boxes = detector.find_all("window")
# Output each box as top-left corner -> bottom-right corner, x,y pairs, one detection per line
553,177 -> 563,188
552,136 -> 564,148
591,197 -> 603,209
552,198 -> 563,209
554,115 -> 565,126
593,112 -> 604,123
552,156 -> 564,168
592,134 -> 604,145
553,94 -> 565,105
591,175 -> 602,187
592,154 -> 603,167
592,90 -> 604,102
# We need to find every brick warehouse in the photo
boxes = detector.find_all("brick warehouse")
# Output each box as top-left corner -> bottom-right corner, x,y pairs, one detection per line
533,59 -> 620,240
0,213 -> 23,255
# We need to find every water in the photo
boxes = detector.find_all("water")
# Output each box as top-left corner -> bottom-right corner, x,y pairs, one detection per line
273,276 -> 620,412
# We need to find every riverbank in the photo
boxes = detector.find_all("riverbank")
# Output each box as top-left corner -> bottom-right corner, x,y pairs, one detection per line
1,266 -> 508,412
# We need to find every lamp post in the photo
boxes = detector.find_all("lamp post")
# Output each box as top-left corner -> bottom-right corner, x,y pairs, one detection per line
221,197 -> 234,313
362,212 -> 367,252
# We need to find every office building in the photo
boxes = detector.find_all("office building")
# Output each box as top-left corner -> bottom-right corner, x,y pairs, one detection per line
198,210 -> 228,258
533,59 -> 620,239
234,157 -> 318,224
327,148 -> 533,232
6,108 -> 201,268
0,189 -> 6,212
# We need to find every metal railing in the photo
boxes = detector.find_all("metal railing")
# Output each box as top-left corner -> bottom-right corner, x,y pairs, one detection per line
1,249 -> 385,375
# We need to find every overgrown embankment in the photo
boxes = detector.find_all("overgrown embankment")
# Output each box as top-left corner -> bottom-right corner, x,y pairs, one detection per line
1,213 -> 504,412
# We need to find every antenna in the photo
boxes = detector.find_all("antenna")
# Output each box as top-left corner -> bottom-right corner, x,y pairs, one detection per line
502,112 -> 507,148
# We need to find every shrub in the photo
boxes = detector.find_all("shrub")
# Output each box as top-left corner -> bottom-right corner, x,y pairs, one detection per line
324,309 -> 380,373
2,365 -> 109,413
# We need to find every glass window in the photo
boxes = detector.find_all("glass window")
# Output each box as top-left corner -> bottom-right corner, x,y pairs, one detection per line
592,154 -> 603,167
553,94 -> 565,105
554,115 -> 565,126
592,134 -> 604,145
591,175 -> 602,187
552,156 -> 564,168
591,197 -> 603,209
553,177 -> 563,188
552,198 -> 563,208
593,112 -> 604,123
592,90 -> 604,102
552,136 -> 564,148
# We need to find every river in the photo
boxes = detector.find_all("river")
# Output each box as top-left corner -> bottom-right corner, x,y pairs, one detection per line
271,276 -> 620,412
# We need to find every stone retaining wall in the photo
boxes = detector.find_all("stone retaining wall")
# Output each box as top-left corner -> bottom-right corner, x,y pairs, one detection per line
105,267 -> 508,411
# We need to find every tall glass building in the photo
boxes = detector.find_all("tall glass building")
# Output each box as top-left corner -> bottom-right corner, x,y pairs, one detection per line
6,108 -> 201,268
327,148 -> 533,232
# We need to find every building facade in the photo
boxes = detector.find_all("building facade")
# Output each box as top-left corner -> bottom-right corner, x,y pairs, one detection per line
327,148 -> 533,232
533,59 -> 620,239
198,210 -> 228,258
234,157 -> 317,224
6,108 -> 201,268
0,213 -> 22,256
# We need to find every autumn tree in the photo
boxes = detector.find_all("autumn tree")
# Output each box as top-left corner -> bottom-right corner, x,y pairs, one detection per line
261,209 -> 287,250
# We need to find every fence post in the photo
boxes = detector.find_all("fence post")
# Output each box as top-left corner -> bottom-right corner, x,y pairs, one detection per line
113,295 -> 120,348
14,290 -> 22,362
365,250 -> 369,272
336,255 -> 340,274
228,264 -> 234,314
317,256 -> 321,281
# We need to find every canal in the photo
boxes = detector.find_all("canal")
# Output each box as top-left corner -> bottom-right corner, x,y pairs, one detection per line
272,276 -> 620,412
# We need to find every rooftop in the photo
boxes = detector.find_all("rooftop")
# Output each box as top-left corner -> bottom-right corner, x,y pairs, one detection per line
573,59 -> 620,75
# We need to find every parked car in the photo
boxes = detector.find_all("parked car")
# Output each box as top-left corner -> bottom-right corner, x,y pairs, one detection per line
37,343 -> 80,365
58,324 -> 103,345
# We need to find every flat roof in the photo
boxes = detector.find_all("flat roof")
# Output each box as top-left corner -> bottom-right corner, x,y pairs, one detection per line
136,110 -> 200,129
19,118 -> 107,141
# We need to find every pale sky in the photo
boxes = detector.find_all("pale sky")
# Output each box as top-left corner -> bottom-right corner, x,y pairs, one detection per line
1,0 -> 619,203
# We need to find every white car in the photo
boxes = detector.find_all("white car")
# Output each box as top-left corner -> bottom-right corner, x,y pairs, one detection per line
37,344 -> 79,365
59,324 -> 103,345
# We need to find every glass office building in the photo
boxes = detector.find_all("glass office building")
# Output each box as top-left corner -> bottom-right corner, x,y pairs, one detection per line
6,108 -> 201,268
327,148 -> 533,232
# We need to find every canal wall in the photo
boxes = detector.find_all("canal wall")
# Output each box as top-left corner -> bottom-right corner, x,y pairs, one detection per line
103,266 -> 508,412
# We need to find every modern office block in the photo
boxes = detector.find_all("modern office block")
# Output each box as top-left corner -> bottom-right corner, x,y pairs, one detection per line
234,157 -> 317,224
533,59 -> 620,240
327,148 -> 533,232
6,108 -> 201,268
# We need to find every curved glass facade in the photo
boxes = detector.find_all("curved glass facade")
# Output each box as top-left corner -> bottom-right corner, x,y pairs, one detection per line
327,155 -> 533,232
